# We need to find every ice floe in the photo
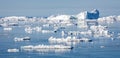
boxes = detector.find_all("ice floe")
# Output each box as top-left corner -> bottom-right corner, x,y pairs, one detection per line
90,25 -> 111,37
21,45 -> 73,50
7,48 -> 19,52
14,36 -> 31,42
48,36 -> 92,43
3,27 -> 12,31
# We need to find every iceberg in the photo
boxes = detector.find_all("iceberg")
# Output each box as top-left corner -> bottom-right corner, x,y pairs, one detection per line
90,25 -> 111,37
87,9 -> 99,19
76,9 -> 99,19
21,44 -> 73,50
47,15 -> 70,20
48,36 -> 92,43
76,9 -> 99,28
21,45 -> 71,53
97,15 -> 120,24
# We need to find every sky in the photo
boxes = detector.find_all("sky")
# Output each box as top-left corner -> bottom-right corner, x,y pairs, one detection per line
0,0 -> 120,17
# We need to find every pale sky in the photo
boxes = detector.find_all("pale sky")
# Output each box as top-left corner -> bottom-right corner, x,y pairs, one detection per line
0,0 -> 120,17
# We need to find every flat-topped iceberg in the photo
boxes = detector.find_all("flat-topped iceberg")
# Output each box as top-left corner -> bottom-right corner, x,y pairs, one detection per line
90,25 -> 111,37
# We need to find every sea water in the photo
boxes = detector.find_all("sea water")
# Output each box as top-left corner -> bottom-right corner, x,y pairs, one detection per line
0,13 -> 120,58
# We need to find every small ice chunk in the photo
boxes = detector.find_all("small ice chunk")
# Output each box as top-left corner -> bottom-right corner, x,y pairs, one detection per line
7,48 -> 19,52
14,36 -> 30,42
3,27 -> 12,31
100,46 -> 105,48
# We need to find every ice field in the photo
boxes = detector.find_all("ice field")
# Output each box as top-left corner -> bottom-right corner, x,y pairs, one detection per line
0,9 -> 120,58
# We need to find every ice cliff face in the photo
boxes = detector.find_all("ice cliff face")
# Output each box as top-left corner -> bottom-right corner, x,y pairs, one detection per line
76,9 -> 99,19
87,9 -> 99,19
